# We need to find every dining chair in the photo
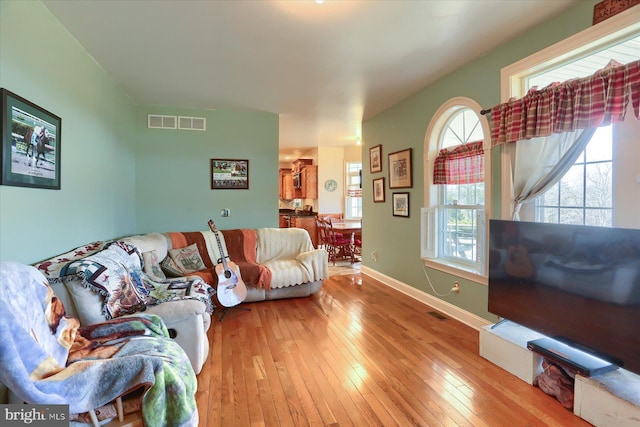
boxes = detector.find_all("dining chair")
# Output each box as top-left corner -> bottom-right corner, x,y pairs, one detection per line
315,217 -> 329,250
353,219 -> 362,260
324,218 -> 355,265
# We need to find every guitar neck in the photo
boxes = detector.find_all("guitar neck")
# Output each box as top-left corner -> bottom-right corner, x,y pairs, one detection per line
216,239 -> 229,270
208,220 -> 229,271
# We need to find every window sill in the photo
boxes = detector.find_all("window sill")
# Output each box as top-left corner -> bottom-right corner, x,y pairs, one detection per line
421,258 -> 487,286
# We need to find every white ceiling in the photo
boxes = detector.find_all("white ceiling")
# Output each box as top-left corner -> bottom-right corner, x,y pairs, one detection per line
43,0 -> 579,162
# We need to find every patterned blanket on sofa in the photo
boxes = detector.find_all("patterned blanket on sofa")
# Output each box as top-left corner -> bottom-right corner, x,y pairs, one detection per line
59,241 -> 214,319
0,261 -> 198,426
34,240 -> 112,283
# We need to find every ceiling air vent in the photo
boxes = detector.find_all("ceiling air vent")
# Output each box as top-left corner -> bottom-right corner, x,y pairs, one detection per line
148,115 -> 177,129
178,116 -> 206,131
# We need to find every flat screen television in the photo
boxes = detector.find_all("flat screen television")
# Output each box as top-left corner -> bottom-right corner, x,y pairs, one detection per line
488,219 -> 640,376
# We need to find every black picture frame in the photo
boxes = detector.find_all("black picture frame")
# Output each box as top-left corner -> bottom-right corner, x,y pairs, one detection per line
392,192 -> 410,217
1,89 -> 61,190
210,158 -> 249,189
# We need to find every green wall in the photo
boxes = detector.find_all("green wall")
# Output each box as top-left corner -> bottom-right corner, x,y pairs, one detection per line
134,106 -> 279,232
0,0 -> 136,264
361,1 -> 598,321
0,1 -> 279,264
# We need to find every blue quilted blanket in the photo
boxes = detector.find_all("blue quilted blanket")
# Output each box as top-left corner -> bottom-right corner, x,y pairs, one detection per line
0,261 -> 198,426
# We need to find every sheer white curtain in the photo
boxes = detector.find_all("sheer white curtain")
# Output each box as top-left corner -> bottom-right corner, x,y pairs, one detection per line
511,127 -> 596,220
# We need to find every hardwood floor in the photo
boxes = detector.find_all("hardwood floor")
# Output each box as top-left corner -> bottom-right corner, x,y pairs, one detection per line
195,273 -> 591,427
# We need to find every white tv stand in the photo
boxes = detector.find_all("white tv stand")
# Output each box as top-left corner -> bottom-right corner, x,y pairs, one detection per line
479,321 -> 640,427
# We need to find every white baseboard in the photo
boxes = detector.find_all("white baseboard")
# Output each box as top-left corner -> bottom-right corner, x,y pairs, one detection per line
360,266 -> 491,331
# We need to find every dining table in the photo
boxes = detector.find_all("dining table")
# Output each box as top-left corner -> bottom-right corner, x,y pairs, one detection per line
331,220 -> 361,236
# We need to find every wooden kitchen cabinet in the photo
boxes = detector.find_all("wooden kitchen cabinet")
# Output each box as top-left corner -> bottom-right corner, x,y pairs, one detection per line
279,168 -> 294,200
300,165 -> 317,199
279,214 -> 291,228
291,215 -> 318,248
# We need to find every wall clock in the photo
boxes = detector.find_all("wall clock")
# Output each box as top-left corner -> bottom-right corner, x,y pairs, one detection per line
324,179 -> 337,192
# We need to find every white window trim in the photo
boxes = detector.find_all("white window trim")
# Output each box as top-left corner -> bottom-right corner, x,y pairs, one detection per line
499,8 -> 640,219
345,161 -> 362,219
422,97 -> 492,285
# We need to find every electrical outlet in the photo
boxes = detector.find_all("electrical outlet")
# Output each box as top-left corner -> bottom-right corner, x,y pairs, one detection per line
451,281 -> 461,293
221,209 -> 230,217
371,251 -> 378,262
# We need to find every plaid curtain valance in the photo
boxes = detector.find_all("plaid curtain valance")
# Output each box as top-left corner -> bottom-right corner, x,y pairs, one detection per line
490,60 -> 640,146
433,140 -> 484,185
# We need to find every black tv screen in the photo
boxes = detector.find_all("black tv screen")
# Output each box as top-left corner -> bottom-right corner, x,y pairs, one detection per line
488,219 -> 640,376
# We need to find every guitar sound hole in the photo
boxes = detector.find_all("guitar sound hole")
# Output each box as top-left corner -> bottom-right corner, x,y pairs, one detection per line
225,270 -> 232,279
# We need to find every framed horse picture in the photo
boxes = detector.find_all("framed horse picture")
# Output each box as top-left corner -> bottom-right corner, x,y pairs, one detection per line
210,158 -> 249,189
1,89 -> 62,190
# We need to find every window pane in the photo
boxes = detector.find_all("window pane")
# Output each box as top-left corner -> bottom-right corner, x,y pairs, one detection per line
442,108 -> 482,148
585,162 -> 612,208
443,113 -> 465,148
464,110 -> 483,142
444,183 -> 484,206
458,184 -> 474,205
345,162 -> 362,219
559,208 -> 583,225
442,207 -> 477,261
585,209 -> 612,227
476,183 -> 485,202
585,126 -> 612,162
559,165 -> 584,207
444,185 -> 458,204
541,182 -> 559,206
539,207 -> 559,223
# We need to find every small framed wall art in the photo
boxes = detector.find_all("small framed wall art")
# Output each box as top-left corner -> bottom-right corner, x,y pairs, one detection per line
392,192 -> 410,217
369,144 -> 382,173
388,148 -> 412,189
1,88 -> 62,190
210,158 -> 249,189
373,177 -> 385,202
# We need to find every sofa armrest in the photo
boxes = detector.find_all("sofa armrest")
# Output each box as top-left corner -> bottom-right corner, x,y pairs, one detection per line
145,299 -> 207,323
297,249 -> 329,281
143,301 -> 210,374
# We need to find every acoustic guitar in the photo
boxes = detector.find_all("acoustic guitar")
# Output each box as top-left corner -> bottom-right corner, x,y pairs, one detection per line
207,219 -> 247,307
504,244 -> 535,279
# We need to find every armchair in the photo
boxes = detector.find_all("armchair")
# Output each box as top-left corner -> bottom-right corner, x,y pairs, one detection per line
0,262 -> 198,427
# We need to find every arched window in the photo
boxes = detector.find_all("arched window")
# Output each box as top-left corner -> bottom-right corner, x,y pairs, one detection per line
422,97 -> 491,282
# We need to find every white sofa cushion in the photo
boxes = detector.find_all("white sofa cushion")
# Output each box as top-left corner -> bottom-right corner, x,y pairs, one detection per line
64,277 -> 108,325
122,232 -> 170,261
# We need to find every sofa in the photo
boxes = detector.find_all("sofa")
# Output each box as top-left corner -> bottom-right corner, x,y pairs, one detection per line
156,227 -> 328,302
31,227 -> 328,376
34,237 -> 214,375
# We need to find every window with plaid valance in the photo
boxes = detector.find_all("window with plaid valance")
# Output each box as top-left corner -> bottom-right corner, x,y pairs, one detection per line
433,140 -> 484,185
489,59 -> 640,146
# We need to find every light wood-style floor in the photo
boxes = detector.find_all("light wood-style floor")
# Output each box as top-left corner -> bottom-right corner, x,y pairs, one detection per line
194,272 -> 591,427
